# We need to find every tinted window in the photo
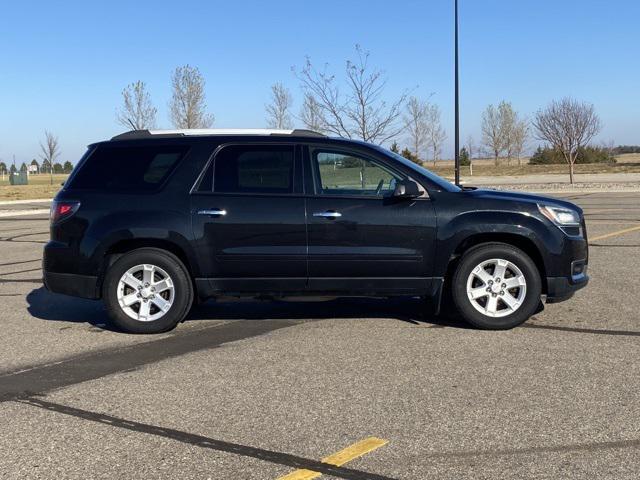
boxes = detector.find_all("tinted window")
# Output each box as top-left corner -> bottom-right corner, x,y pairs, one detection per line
214,145 -> 294,194
313,151 -> 402,196
69,145 -> 187,191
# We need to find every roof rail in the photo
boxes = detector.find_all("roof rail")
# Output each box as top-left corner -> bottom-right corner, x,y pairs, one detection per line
110,128 -> 326,140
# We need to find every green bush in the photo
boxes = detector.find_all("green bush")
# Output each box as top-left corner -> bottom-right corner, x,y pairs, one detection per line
401,147 -> 420,164
529,146 -> 615,165
459,147 -> 470,166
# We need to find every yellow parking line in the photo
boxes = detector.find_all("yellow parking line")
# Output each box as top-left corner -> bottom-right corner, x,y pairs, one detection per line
590,225 -> 640,242
584,208 -> 623,214
276,437 -> 388,480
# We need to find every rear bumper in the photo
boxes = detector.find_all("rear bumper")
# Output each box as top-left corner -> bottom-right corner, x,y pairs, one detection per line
545,272 -> 589,303
43,271 -> 100,299
43,240 -> 100,299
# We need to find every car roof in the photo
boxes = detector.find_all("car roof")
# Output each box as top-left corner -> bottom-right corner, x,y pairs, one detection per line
110,129 -> 326,140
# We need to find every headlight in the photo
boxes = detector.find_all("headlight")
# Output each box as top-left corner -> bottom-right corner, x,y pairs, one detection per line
538,204 -> 581,226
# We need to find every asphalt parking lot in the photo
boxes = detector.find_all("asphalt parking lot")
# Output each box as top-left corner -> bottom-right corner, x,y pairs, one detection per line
1,192 -> 639,479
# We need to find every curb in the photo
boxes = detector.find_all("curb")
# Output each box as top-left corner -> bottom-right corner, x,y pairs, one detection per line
0,209 -> 50,218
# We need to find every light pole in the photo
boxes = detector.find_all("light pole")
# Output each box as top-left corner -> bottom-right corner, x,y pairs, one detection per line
454,0 -> 460,186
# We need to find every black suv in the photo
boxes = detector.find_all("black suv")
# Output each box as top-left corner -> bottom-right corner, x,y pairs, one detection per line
44,129 -> 588,333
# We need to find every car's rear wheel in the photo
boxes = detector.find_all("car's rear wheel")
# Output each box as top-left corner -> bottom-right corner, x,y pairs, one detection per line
451,243 -> 541,329
103,248 -> 193,333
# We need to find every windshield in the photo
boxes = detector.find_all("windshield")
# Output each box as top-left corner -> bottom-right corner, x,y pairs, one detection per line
371,145 -> 461,192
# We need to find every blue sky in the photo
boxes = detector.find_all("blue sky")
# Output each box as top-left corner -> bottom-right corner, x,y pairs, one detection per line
0,0 -> 638,164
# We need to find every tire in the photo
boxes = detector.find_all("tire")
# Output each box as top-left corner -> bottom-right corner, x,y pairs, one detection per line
102,248 -> 193,334
451,243 -> 542,330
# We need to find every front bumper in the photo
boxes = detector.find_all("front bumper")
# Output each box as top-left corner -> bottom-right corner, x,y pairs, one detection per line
545,270 -> 589,303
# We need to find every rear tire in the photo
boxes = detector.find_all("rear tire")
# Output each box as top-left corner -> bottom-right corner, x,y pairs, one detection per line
451,243 -> 541,330
102,248 -> 193,334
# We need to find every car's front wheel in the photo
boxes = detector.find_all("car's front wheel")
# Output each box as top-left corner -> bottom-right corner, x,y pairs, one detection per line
103,248 -> 193,333
451,243 -> 542,329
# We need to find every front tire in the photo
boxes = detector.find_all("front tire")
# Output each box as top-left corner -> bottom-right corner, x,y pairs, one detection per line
102,248 -> 193,333
451,243 -> 542,330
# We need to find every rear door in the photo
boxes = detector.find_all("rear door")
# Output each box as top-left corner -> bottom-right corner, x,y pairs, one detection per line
190,143 -> 307,293
304,145 -> 437,295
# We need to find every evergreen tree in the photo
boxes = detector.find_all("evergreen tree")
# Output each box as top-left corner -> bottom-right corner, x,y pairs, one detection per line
460,147 -> 470,166
401,147 -> 420,164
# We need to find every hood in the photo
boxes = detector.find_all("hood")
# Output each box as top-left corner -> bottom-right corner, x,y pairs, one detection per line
464,188 -> 583,214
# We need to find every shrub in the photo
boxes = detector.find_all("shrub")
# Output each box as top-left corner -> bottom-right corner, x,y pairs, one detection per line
529,146 -> 615,165
401,147 -> 420,164
459,147 -> 470,166
612,145 -> 640,154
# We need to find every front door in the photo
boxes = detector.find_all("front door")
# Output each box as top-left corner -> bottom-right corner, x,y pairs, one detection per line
191,143 -> 307,293
304,146 -> 437,295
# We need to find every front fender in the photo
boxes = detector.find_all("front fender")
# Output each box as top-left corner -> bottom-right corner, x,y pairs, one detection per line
434,210 -> 564,277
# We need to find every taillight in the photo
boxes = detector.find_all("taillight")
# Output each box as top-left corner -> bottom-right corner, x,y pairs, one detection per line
50,201 -> 80,224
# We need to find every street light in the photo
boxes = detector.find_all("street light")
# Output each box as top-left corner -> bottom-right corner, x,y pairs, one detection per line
454,0 -> 460,186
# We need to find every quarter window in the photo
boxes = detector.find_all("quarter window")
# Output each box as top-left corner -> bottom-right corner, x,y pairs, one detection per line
313,151 -> 402,196
68,145 -> 188,191
214,145 -> 294,194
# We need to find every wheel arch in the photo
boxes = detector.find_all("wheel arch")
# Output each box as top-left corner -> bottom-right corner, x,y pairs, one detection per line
446,233 -> 548,294
99,238 -> 198,296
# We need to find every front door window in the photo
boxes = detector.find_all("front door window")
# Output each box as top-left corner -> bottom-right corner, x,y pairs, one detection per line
314,151 -> 401,197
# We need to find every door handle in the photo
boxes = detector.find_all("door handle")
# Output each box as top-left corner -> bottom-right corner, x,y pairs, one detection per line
313,210 -> 342,219
197,209 -> 227,217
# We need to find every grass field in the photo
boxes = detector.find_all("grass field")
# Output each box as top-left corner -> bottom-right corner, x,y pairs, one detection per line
0,174 -> 69,201
428,153 -> 640,178
1,154 -> 639,201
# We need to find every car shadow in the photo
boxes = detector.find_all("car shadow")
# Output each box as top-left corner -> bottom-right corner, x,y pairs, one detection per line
26,286 -> 118,331
26,286 -> 469,332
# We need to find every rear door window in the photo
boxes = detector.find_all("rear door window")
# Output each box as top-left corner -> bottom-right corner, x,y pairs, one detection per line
69,145 -> 188,191
213,145 -> 295,194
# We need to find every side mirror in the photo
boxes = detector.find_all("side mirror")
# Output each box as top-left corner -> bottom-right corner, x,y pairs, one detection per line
392,180 -> 421,199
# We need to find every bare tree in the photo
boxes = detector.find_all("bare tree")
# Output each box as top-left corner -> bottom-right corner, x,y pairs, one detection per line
533,97 -> 602,184
117,81 -> 157,130
294,45 -> 408,144
602,139 -> 616,160
481,102 -> 507,165
500,103 -> 517,164
425,104 -> 446,166
169,65 -> 214,129
481,104 -> 502,165
265,82 -> 293,129
466,135 -> 476,175
512,117 -> 530,166
299,93 -> 326,133
403,96 -> 430,160
466,135 -> 476,159
39,131 -> 60,185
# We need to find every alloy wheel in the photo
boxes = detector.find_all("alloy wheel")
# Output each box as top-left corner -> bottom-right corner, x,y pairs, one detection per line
116,264 -> 175,322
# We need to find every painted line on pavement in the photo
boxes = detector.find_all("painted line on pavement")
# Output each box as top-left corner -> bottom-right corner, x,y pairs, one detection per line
276,437 -> 389,480
590,225 -> 640,242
